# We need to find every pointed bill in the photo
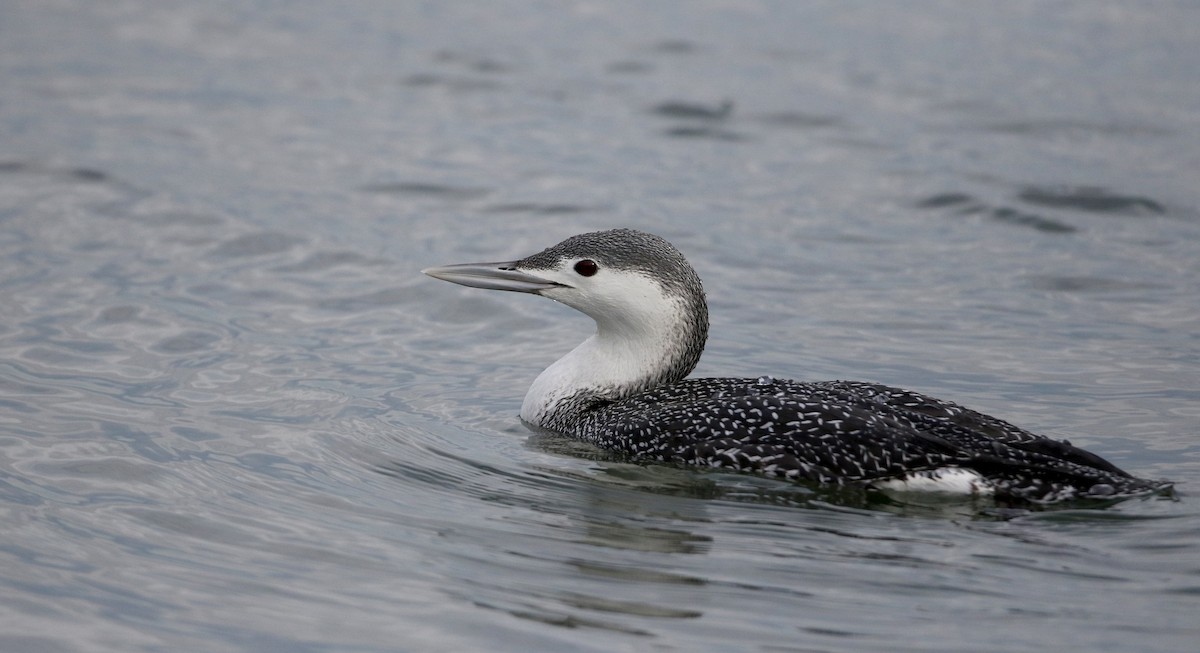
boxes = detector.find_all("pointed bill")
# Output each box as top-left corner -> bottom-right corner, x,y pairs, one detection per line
421,261 -> 563,293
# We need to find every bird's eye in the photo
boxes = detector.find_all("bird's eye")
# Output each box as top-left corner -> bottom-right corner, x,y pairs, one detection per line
573,259 -> 598,277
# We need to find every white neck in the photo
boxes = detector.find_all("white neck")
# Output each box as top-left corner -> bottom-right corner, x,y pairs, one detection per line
519,276 -> 703,431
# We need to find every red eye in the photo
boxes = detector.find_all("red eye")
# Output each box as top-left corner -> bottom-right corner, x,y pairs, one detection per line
573,259 -> 598,277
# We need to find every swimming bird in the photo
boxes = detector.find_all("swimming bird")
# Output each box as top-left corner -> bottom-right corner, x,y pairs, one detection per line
423,228 -> 1170,504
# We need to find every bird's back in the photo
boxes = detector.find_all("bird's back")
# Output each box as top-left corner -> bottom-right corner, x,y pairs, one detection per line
572,377 -> 1165,504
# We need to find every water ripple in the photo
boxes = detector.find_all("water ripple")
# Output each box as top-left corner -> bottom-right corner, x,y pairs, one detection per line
1,3 -> 1198,653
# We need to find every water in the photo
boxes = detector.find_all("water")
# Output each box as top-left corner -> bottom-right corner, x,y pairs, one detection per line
2,1 -> 1199,651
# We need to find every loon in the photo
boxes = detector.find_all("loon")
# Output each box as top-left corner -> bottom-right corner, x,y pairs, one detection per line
423,228 -> 1170,504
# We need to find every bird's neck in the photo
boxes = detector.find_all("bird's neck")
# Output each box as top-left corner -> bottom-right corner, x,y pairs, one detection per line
520,294 -> 707,432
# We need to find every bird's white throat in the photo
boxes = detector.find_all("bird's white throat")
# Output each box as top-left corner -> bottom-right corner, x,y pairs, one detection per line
520,272 -> 698,428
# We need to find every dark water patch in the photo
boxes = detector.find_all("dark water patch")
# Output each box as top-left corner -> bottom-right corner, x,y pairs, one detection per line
20,346 -> 99,367
989,207 -> 1076,233
115,380 -> 184,408
0,542 -> 97,573
400,73 -> 503,92
73,239 -> 120,253
33,458 -> 164,485
0,398 -> 36,413
648,40 -> 702,55
0,161 -> 130,193
66,168 -> 109,183
1023,275 -> 1167,293
754,111 -> 842,129
663,126 -> 747,141
982,118 -> 1172,138
484,202 -> 600,215
557,592 -> 703,619
469,59 -> 510,74
914,193 -> 976,210
417,49 -> 512,89
128,508 -> 260,547
45,338 -> 121,355
801,625 -> 862,638
359,182 -> 491,200
1018,186 -> 1165,216
172,426 -> 221,442
0,364 -> 68,397
491,601 -> 655,637
569,559 -> 706,587
211,232 -> 305,258
375,458 -> 469,493
576,518 -> 712,555
0,473 -> 48,505
915,192 -> 1076,233
446,77 -> 503,92
433,49 -> 513,74
651,100 -> 733,120
101,422 -> 181,463
152,331 -> 221,354
64,575 -> 177,627
606,60 -> 653,74
402,73 -> 442,87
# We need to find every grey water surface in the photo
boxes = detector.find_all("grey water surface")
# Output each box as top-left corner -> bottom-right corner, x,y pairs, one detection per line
2,1 -> 1199,651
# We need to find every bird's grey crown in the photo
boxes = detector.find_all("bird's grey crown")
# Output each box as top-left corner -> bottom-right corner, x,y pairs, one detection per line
516,228 -> 704,301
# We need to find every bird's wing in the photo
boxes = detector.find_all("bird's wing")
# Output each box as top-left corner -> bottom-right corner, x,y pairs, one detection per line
582,388 -> 965,484
581,380 -> 1163,500
820,381 -> 1132,477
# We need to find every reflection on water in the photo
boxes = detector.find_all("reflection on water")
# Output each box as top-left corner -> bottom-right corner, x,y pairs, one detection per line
1,1 -> 1199,652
